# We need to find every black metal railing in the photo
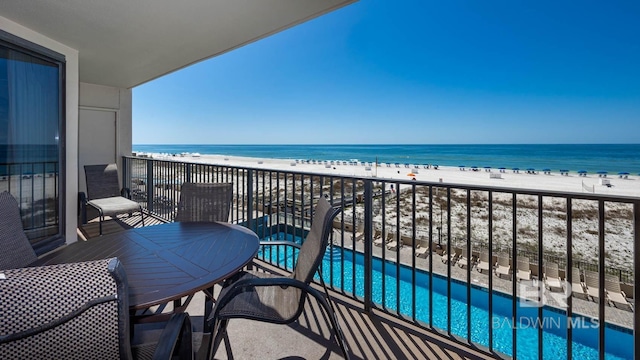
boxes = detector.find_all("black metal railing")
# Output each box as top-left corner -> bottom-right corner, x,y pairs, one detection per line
123,155 -> 639,360
0,161 -> 61,254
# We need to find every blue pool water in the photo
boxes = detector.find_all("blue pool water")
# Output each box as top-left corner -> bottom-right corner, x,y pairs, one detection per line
259,233 -> 633,360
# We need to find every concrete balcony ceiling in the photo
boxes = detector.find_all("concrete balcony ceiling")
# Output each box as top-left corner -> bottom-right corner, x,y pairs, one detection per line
0,0 -> 355,88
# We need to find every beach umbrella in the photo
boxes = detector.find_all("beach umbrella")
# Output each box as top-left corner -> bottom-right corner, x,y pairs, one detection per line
407,173 -> 416,177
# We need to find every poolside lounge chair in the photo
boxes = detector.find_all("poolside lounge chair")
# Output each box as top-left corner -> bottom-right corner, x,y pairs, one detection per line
0,191 -> 38,270
415,244 -> 429,258
351,224 -> 364,242
516,257 -> 532,282
570,267 -> 588,299
373,229 -> 385,247
494,255 -> 511,279
605,278 -> 633,311
82,163 -> 144,235
174,182 -> 233,222
387,240 -> 400,251
584,270 -> 600,301
441,246 -> 462,265
544,262 -> 564,292
457,246 -> 474,269
206,196 -> 349,359
0,258 -> 194,359
476,251 -> 491,273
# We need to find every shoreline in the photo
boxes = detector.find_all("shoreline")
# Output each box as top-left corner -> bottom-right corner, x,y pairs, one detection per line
137,152 -> 640,198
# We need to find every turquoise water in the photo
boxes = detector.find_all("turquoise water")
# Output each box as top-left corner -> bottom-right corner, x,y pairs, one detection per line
132,144 -> 640,175
259,233 -> 633,360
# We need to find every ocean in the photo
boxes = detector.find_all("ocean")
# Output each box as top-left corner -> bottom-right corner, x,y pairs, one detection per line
132,144 -> 640,175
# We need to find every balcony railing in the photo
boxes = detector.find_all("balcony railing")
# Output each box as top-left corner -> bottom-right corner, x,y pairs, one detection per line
123,155 -> 639,360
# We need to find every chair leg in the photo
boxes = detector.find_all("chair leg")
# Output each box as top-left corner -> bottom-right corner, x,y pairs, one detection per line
208,318 -> 230,360
307,287 -> 350,359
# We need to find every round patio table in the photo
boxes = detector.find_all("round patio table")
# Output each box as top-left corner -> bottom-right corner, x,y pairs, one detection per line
31,222 -> 259,309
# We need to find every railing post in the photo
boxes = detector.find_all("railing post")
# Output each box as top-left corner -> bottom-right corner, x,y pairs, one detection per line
247,169 -> 254,230
363,179 -> 373,313
146,160 -> 154,213
634,201 -> 639,360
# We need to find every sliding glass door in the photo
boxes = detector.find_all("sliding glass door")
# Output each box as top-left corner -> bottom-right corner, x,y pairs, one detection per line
0,32 -> 65,254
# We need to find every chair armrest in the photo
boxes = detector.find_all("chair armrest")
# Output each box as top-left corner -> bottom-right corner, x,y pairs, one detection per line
121,187 -> 131,199
210,276 -> 317,325
151,312 -> 193,360
259,240 -> 301,250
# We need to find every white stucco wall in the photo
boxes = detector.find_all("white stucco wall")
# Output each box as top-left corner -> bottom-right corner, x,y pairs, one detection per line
0,15 -> 80,244
78,83 -> 133,192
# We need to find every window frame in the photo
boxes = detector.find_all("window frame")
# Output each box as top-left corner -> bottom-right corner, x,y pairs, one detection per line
0,29 -> 66,254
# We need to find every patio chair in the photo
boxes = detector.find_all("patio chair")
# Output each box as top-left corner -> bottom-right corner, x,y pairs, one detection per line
494,255 -> 511,279
544,262 -> 564,292
570,267 -> 588,299
0,191 -> 37,270
516,257 -> 532,282
351,223 -> 364,242
476,251 -> 491,273
82,163 -> 144,235
206,196 -> 350,359
174,182 -> 233,222
0,258 -> 193,360
605,278 -> 633,311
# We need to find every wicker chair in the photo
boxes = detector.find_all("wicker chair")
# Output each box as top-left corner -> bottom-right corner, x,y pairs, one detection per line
0,258 -> 193,360
82,164 -> 144,235
174,182 -> 233,222
206,196 -> 350,359
0,191 -> 37,270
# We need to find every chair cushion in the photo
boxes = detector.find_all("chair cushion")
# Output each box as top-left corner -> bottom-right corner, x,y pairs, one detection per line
88,197 -> 141,217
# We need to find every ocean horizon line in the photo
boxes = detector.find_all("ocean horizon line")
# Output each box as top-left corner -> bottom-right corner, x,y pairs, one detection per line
132,143 -> 640,175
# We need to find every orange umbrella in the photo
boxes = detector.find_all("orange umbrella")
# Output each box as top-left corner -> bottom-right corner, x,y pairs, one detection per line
407,173 -> 416,177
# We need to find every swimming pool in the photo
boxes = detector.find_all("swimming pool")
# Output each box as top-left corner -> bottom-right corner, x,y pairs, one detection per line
259,232 -> 632,360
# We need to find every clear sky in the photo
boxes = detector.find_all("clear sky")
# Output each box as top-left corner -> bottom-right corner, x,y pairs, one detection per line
133,0 -> 640,145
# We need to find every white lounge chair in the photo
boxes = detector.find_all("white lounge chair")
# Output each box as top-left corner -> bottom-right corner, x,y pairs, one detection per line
351,224 -> 364,242
544,263 -> 564,292
386,241 -> 400,251
441,246 -> 462,264
494,255 -> 511,279
516,257 -> 531,282
476,251 -> 491,273
584,270 -> 600,301
570,268 -> 588,299
605,278 -> 633,311
457,246 -> 473,269
415,244 -> 429,258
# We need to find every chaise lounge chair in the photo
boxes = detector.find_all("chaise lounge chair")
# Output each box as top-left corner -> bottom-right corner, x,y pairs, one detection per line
457,246 -> 474,269
441,246 -> 462,265
373,229 -> 384,247
570,267 -> 588,299
584,270 -> 600,301
544,262 -> 564,292
516,257 -> 532,282
494,255 -> 511,279
476,251 -> 491,273
351,224 -> 364,242
605,278 -> 633,311
415,244 -> 430,258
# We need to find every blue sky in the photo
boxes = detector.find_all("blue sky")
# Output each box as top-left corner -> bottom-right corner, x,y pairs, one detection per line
133,0 -> 640,145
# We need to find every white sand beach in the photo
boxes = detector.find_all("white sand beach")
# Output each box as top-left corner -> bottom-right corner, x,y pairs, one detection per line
155,152 -> 640,198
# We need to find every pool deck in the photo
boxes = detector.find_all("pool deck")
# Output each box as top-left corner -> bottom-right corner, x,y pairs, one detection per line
336,231 -> 634,330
